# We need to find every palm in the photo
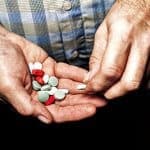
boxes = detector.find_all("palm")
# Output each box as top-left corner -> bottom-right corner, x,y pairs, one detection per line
7,32 -> 106,123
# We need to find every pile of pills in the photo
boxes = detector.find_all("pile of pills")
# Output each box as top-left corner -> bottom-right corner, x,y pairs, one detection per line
29,62 -> 69,106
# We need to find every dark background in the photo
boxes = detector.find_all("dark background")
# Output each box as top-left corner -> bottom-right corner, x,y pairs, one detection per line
0,89 -> 149,148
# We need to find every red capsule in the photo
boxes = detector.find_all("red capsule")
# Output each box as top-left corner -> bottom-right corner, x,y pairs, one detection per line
35,76 -> 45,85
32,69 -> 44,76
44,95 -> 55,106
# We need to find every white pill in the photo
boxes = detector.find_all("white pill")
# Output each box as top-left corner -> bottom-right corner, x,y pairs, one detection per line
34,62 -> 42,70
59,89 -> 69,94
43,74 -> 49,84
32,80 -> 42,91
54,90 -> 66,100
48,87 -> 58,95
76,84 -> 87,90
28,62 -> 34,72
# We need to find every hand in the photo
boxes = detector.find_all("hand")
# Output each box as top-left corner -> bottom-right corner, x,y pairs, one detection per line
84,0 -> 150,99
0,27 -> 106,124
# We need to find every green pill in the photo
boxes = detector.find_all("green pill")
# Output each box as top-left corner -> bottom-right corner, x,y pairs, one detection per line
48,76 -> 58,87
32,80 -> 42,91
41,84 -> 51,91
38,91 -> 49,102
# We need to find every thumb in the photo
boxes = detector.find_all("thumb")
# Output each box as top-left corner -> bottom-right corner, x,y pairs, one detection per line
5,82 -> 52,124
84,22 -> 108,82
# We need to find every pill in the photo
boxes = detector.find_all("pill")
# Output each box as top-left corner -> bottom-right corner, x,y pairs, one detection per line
38,91 -> 49,102
34,62 -> 42,70
35,76 -> 44,85
48,76 -> 59,87
42,74 -> 49,84
76,84 -> 87,90
28,62 -> 34,72
41,84 -> 51,91
59,89 -> 69,94
54,90 -> 66,100
32,80 -> 42,91
48,87 -> 58,95
44,95 -> 55,106
32,69 -> 44,76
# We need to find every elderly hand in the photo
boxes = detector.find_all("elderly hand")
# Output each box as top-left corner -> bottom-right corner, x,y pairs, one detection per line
0,26 -> 106,124
85,0 -> 150,99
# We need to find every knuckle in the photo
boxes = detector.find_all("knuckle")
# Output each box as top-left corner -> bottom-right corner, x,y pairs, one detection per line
101,66 -> 122,80
123,80 -> 140,91
89,55 -> 99,66
0,80 -> 12,92
109,19 -> 133,41
18,106 -> 33,116
90,79 -> 102,92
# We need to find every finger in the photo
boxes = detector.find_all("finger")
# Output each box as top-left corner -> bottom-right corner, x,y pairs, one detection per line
84,21 -> 108,82
86,21 -> 132,92
6,33 -> 49,63
42,57 -> 55,75
55,94 -> 107,108
47,104 -> 96,123
58,79 -> 88,94
105,35 -> 150,99
5,81 -> 52,124
55,62 -> 88,82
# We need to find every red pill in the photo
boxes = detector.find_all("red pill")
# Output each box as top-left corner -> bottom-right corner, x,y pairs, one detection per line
35,76 -> 45,85
32,69 -> 44,76
44,95 -> 55,106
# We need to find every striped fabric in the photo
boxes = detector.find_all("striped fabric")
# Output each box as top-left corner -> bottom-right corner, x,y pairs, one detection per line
0,0 -> 115,68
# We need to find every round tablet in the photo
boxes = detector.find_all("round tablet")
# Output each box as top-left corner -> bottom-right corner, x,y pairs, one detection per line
54,90 -> 66,100
43,74 -> 49,84
41,84 -> 51,91
38,91 -> 49,102
34,62 -> 42,70
48,87 -> 58,95
59,89 -> 69,94
32,80 -> 42,91
48,76 -> 59,87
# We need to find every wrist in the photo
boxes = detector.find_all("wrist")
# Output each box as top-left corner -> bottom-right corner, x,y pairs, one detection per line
117,0 -> 150,9
0,25 -> 10,37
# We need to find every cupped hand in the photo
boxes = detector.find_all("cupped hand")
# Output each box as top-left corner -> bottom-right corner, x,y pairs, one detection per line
0,27 -> 106,124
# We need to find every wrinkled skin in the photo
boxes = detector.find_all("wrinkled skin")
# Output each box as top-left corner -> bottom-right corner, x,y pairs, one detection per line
0,26 -> 106,124
85,0 -> 150,99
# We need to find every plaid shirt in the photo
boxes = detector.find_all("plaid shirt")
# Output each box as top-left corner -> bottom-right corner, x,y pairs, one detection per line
0,0 -> 115,68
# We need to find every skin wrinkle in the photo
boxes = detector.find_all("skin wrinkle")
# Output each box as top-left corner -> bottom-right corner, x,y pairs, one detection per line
0,1 -> 149,123
116,0 -> 150,22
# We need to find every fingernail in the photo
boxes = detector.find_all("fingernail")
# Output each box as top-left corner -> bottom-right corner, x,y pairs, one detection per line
38,115 -> 51,124
104,93 -> 114,100
83,72 -> 90,83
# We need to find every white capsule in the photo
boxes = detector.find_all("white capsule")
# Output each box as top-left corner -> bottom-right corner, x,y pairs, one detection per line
76,84 -> 87,90
28,62 -> 34,73
48,87 -> 58,95
34,62 -> 42,70
43,74 -> 49,84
